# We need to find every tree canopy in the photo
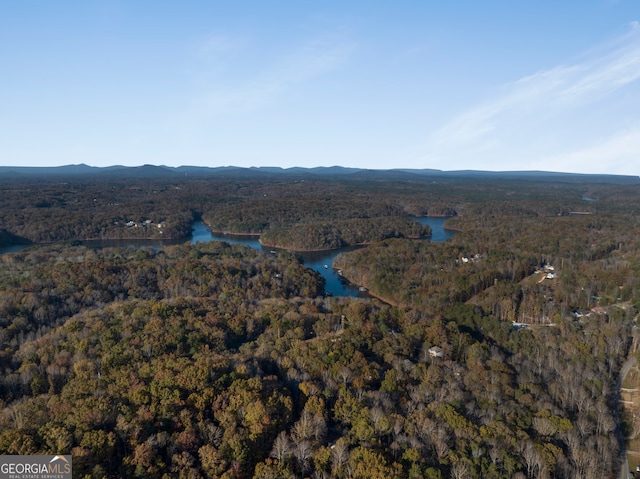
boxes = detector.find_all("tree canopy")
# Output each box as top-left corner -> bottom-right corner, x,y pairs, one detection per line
1,171 -> 639,478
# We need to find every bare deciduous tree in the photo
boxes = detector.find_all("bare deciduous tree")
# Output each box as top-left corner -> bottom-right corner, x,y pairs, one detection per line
270,431 -> 292,463
450,461 -> 470,479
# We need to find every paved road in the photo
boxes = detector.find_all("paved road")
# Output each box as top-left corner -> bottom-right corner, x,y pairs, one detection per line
621,456 -> 630,479
620,356 -> 636,479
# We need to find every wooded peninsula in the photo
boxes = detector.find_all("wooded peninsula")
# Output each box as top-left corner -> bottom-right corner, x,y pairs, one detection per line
1,166 -> 639,479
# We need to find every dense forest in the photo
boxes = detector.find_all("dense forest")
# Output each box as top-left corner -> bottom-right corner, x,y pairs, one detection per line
260,217 -> 431,251
1,168 -> 640,478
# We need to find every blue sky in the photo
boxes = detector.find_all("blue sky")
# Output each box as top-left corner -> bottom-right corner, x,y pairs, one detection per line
1,1 -> 639,175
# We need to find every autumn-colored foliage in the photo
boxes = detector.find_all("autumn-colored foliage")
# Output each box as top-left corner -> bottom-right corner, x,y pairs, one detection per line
0,172 -> 639,478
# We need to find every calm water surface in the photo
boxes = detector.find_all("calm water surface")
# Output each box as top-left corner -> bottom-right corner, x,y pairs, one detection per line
1,217 -> 456,298
410,216 -> 456,242
192,217 -> 455,297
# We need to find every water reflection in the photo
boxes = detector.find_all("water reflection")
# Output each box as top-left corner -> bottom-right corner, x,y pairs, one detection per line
191,223 -> 365,297
409,216 -> 456,242
192,217 -> 455,297
1,217 -> 455,298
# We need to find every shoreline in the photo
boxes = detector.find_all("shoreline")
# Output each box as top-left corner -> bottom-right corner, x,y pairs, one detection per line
258,238 -> 431,254
205,216 -> 448,252
0,233 -> 192,255
331,271 -> 399,307
259,234 -> 432,253
259,239 -> 369,254
208,229 -> 262,237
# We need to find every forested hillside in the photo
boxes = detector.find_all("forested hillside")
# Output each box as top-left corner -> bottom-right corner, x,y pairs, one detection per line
260,217 -> 431,251
0,170 -> 639,478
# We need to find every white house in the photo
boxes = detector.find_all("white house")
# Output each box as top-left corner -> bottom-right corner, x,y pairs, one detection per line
429,346 -> 443,358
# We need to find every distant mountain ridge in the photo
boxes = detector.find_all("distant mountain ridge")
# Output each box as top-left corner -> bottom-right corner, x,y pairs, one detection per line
0,164 -> 637,184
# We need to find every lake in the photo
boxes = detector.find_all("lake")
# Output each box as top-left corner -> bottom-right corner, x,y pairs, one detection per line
191,217 -> 456,297
1,217 -> 456,298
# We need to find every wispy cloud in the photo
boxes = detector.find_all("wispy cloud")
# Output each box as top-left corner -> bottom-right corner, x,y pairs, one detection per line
533,126 -> 640,174
425,26 -> 640,174
196,33 -> 245,58
185,32 -> 249,86
197,33 -> 355,114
